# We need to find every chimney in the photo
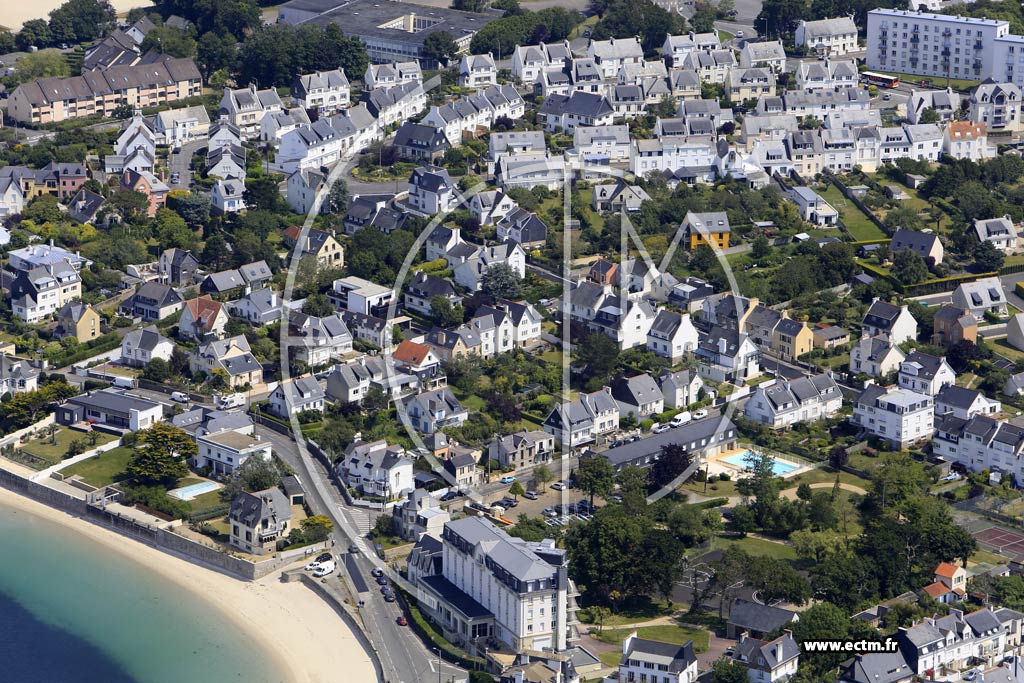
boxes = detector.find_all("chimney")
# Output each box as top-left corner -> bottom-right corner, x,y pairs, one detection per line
718,337 -> 728,354
437,330 -> 446,345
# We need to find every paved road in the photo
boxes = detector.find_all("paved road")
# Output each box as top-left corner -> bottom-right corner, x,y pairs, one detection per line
257,425 -> 466,683
169,139 -> 205,191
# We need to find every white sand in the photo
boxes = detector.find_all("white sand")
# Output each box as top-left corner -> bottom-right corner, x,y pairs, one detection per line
0,488 -> 376,683
0,1 -> 154,31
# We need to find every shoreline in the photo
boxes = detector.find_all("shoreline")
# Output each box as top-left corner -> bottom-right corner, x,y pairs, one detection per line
0,487 -> 374,683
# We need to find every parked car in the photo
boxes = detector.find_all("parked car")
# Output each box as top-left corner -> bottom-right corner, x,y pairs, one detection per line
542,507 -> 557,516
468,502 -> 489,513
440,491 -> 458,502
304,560 -> 321,571
170,391 -> 189,403
523,490 -> 539,500
500,475 -> 517,484
551,481 -> 566,491
653,423 -> 672,434
371,567 -> 384,578
628,435 -> 642,443
376,576 -> 388,586
693,409 -> 709,420
315,552 -> 332,563
610,439 -> 624,448
670,412 -> 692,427
396,615 -> 408,626
500,497 -> 518,508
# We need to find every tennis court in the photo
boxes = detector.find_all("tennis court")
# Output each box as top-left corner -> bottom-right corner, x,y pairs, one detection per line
973,527 -> 1024,556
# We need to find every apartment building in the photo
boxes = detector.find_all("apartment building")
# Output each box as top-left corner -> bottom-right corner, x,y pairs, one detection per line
745,374 -> 843,429
867,10 -> 1010,81
934,414 -> 1024,480
853,384 -> 934,449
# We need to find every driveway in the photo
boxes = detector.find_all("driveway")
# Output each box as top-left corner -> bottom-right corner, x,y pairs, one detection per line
168,139 -> 206,191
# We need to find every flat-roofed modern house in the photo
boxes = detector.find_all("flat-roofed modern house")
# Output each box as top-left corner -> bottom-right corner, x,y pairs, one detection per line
195,429 -> 272,475
57,388 -> 164,432
853,384 -> 934,449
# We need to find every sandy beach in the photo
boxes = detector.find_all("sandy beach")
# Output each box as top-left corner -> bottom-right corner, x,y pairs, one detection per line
0,1 -> 154,31
0,488 -> 375,683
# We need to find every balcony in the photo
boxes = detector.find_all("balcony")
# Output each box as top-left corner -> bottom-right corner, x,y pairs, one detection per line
975,40 -> 984,50
942,48 -> 951,57
911,34 -> 920,43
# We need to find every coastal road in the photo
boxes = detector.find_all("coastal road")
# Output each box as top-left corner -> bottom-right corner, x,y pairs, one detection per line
257,426 -> 466,683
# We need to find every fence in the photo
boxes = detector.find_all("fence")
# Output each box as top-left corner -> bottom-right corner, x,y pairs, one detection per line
826,174 -> 892,237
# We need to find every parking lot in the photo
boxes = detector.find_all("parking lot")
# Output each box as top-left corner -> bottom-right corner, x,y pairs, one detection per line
456,480 -> 607,529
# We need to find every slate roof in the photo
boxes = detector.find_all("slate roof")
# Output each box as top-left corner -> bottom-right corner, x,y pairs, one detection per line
622,638 -> 696,673
729,599 -> 797,633
229,487 -> 291,527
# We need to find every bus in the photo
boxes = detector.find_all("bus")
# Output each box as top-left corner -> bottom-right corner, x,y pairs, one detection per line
860,71 -> 900,88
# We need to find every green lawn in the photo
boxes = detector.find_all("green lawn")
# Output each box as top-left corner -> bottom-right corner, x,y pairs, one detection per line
61,446 -> 133,487
875,71 -> 981,92
785,466 -> 871,490
818,185 -> 887,241
598,651 -> 622,668
189,488 -> 227,516
993,338 -> 1024,364
21,429 -> 118,465
592,625 -> 710,652
712,534 -> 799,561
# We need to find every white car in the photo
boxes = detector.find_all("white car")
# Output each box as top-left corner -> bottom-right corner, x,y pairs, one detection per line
551,482 -> 566,491
304,561 -> 321,571
670,412 -> 692,428
653,423 -> 672,434
693,409 -> 709,420
313,561 -> 336,577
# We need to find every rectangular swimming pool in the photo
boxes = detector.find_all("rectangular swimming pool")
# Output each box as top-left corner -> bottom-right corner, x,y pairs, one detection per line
169,481 -> 221,501
721,451 -> 798,476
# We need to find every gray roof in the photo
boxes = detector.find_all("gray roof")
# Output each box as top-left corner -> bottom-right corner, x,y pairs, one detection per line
122,325 -> 170,353
839,651 -> 913,683
444,516 -> 562,583
729,599 -> 797,633
67,388 -> 161,416
601,416 -> 736,468
623,638 -> 696,673
610,373 -> 663,408
800,16 -> 857,39
734,632 -> 800,670
229,487 -> 291,527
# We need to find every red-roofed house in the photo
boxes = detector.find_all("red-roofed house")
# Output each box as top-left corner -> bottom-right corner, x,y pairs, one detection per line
922,581 -> 961,604
934,561 -> 967,593
179,295 -> 229,341
393,339 -> 444,389
944,121 -> 994,162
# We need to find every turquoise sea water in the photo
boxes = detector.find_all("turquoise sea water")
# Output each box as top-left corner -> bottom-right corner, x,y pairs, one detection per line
0,500 -> 288,683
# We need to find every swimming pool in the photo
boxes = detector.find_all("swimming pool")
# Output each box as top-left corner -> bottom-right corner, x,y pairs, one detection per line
168,481 -> 221,501
721,451 -> 798,476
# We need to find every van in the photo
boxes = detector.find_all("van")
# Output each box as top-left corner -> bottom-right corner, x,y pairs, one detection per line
313,561 -> 336,577
215,392 -> 245,410
112,376 -> 136,389
170,391 -> 189,403
670,412 -> 692,428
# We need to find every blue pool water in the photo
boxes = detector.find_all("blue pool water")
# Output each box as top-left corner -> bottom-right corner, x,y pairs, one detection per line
168,481 -> 220,501
721,451 -> 798,476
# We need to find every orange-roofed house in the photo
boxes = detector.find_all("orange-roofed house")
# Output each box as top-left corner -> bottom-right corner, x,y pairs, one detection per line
921,580 -> 962,604
179,295 -> 229,341
934,561 -> 967,593
393,340 -> 444,389
944,121 -> 994,162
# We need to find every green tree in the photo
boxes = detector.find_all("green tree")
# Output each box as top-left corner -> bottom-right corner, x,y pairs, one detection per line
790,529 -> 844,563
301,515 -> 334,542
577,455 -> 616,504
141,357 -> 171,383
711,659 -> 749,683
918,107 -> 941,124
453,0 -> 489,11
891,248 -> 930,285
173,191 -> 211,228
423,30 -> 460,66
327,179 -> 349,214
237,455 -> 282,492
302,293 -> 334,317
480,263 -> 524,300
532,463 -> 554,489
748,555 -> 810,605
751,235 -> 771,260
17,19 -> 51,51
243,176 -> 285,213
431,295 -> 464,328
372,514 -> 395,538
791,602 -> 855,678
509,480 -> 525,498
974,240 -> 1006,272
127,423 -> 195,488
107,189 -> 150,221
141,25 -> 197,59
9,50 -> 69,85
48,0 -> 115,44
648,442 -> 692,490
577,332 -> 619,388
202,233 -> 232,271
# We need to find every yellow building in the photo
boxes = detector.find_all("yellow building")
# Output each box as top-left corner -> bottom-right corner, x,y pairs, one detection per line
680,210 -> 731,250
55,302 -> 102,343
772,318 -> 815,360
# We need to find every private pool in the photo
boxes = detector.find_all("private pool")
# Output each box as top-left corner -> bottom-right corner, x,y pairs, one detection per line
720,451 -> 799,476
169,481 -> 222,501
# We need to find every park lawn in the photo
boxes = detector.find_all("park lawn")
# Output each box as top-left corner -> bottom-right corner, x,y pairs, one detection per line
713,534 -> 798,562
61,446 -> 134,487
580,599 -> 675,627
819,185 -> 886,240
593,625 -> 710,653
688,477 -> 740,498
812,352 -> 849,371
598,651 -> 622,668
21,429 -> 118,465
785,466 -> 871,490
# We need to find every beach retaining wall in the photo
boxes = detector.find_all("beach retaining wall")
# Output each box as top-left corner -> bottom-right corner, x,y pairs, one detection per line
0,468 -> 294,581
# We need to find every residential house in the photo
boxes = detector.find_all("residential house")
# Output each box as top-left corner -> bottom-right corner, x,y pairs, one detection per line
121,169 -> 168,216
267,376 -> 325,418
573,124 -> 632,165
282,225 -> 345,269
695,326 -> 761,383
496,209 -> 548,249
487,430 -> 554,470
120,282 -> 183,322
405,387 -> 468,434
788,186 -> 838,227
795,16 -> 859,55
470,190 -> 518,226
0,355 -> 39,395
340,311 -> 392,348
744,374 -> 843,429
738,40 -> 787,72
934,385 -> 1000,420
952,277 -> 1008,318
969,82 -> 1022,134
197,429 -> 272,476
588,36 -> 644,79
179,295 -> 229,341
458,53 -> 497,88
932,305 -> 978,347
211,178 -> 245,214
647,310 -> 699,363
54,301 -> 101,343
229,487 -> 290,555
944,121 -> 994,161
392,489 -> 451,542
339,439 -> 414,499
850,334 -> 907,378
408,165 -> 458,215
975,216 -> 1018,252
366,81 -> 426,128
154,105 -> 210,147
511,41 -> 572,84
614,634 -> 698,683
727,599 -> 800,639
292,69 -> 350,114
158,248 -> 200,286
907,88 -> 960,124
679,211 -> 730,250
444,451 -> 480,491
544,388 -> 620,448
285,167 -> 328,216
364,61 -> 422,90
329,276 -> 393,317
537,92 -> 615,133
393,123 -> 451,164
659,369 -> 704,409
288,312 -> 353,367
218,84 -> 283,139
190,336 -> 264,388
896,608 -> 1006,674
733,632 -> 801,683
57,388 -> 163,432
230,288 -> 284,326
812,325 -> 850,349
890,229 -> 944,265
862,299 -> 919,345
898,351 -> 956,396
592,180 -> 652,213
662,32 -> 722,63
766,316 -> 811,359
120,325 -> 174,367
795,59 -> 859,91
726,68 -> 776,103
610,373 -> 665,420
853,384 -> 934,449
404,272 -> 461,317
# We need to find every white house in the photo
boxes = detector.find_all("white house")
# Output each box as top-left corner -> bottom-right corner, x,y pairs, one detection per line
154,105 -> 210,147
952,277 -> 1008,318
862,299 -> 918,345
511,41 -> 571,84
853,384 -> 934,449
745,374 -> 843,429
739,40 -> 787,72
292,69 -> 350,114
195,429 -> 272,475
850,334 -> 907,378
969,82 -> 1022,134
614,633 -> 698,683
975,215 -> 1018,252
898,351 -> 956,396
338,439 -> 414,499
458,53 -> 497,88
407,165 -> 458,215
659,369 -> 703,410
211,178 -> 245,214
588,36 -> 644,79
543,387 -> 619,448
795,17 -> 859,56
267,376 -> 325,418
646,310 -> 698,363
944,121 -> 994,161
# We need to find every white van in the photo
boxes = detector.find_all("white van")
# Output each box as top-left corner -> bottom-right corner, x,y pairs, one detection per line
214,392 -> 245,410
670,412 -> 692,428
170,391 -> 190,403
112,376 -> 136,389
313,561 -> 336,577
